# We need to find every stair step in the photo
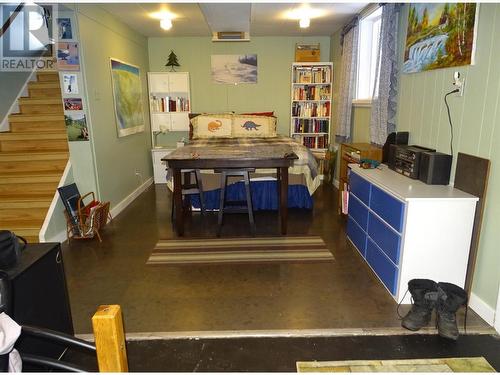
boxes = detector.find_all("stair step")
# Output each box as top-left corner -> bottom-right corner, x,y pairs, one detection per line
0,174 -> 60,197
0,164 -> 66,176
0,219 -> 44,232
0,150 -> 68,162
0,196 -> 53,208
28,81 -> 61,98
8,114 -> 65,132
18,97 -> 63,114
0,131 -> 68,152
28,81 -> 60,89
36,71 -> 59,82
0,207 -> 48,222
2,224 -> 41,243
9,114 -> 64,122
0,174 -> 60,184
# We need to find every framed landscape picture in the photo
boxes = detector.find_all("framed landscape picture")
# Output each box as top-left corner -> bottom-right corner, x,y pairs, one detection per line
403,3 -> 478,73
110,58 -> 145,137
211,54 -> 257,84
64,112 -> 89,141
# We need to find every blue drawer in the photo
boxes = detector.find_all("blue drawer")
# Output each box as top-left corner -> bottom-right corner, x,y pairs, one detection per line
349,172 -> 371,206
367,212 -> 401,265
348,193 -> 369,230
366,239 -> 398,295
347,216 -> 367,258
370,185 -> 405,232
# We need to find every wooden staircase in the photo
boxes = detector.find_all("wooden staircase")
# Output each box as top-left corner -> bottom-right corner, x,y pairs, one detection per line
0,71 -> 68,242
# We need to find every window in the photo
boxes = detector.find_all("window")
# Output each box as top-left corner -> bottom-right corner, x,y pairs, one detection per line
355,6 -> 382,102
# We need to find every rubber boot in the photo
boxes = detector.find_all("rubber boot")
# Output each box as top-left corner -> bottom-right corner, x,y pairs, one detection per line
436,282 -> 468,340
401,279 -> 438,331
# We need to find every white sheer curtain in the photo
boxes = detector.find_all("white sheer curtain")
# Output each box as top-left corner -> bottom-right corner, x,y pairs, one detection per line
335,20 -> 359,143
369,4 -> 400,145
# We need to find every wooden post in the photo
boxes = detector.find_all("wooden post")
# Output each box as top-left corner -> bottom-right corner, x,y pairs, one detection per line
92,305 -> 128,372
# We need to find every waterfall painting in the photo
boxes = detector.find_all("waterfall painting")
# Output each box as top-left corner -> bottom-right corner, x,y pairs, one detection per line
403,3 -> 478,74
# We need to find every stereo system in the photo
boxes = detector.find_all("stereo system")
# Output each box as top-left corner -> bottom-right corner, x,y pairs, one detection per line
389,144 -> 452,185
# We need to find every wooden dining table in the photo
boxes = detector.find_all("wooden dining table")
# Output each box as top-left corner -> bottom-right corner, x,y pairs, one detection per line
162,140 -> 298,236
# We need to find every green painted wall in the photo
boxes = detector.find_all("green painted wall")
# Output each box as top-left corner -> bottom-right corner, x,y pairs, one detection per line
76,5 -> 152,207
397,4 -> 500,308
148,36 -> 331,146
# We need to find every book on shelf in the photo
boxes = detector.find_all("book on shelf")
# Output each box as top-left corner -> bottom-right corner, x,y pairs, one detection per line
293,66 -> 331,84
151,95 -> 190,113
292,102 -> 330,117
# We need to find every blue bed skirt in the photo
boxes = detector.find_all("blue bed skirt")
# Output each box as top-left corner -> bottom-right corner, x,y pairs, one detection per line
188,180 -> 313,210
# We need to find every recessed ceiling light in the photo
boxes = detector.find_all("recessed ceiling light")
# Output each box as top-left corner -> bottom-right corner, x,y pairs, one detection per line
160,18 -> 172,31
299,18 -> 310,28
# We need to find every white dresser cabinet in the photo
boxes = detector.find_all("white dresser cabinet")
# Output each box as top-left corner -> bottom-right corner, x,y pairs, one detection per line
346,164 -> 478,303
151,148 -> 174,184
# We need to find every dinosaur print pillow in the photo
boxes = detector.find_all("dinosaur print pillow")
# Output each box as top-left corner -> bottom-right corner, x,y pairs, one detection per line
232,115 -> 277,138
191,114 -> 233,139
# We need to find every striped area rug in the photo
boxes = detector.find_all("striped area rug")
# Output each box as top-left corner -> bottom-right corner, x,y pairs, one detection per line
147,236 -> 333,265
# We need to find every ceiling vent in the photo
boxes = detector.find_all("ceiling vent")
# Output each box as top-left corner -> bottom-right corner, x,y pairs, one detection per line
212,31 -> 250,42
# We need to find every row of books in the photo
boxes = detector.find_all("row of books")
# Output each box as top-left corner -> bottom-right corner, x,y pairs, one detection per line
293,118 -> 329,133
298,134 -> 329,149
150,96 -> 190,113
292,86 -> 331,101
292,102 -> 330,118
293,66 -> 331,84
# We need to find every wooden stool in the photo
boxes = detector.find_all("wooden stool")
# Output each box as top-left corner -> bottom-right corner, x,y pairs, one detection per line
216,168 -> 255,237
171,169 -> 205,220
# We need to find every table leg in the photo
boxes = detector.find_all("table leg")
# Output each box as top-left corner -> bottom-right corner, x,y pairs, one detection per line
279,166 -> 288,235
173,168 -> 184,236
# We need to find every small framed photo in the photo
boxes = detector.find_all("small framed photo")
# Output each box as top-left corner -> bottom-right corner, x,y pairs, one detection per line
64,112 -> 89,141
62,73 -> 78,94
57,42 -> 79,71
57,17 -> 73,40
64,98 -> 83,111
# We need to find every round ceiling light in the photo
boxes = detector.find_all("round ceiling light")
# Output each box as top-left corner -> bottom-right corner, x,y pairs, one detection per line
160,18 -> 172,30
299,18 -> 310,28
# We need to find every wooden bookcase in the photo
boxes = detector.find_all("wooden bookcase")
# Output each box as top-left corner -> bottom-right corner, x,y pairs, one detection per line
290,62 -> 333,152
338,142 -> 382,215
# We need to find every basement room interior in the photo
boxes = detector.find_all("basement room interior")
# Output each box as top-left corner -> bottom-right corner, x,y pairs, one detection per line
0,1 -> 499,372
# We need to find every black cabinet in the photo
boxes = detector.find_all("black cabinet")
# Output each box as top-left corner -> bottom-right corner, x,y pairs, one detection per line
6,243 -> 74,359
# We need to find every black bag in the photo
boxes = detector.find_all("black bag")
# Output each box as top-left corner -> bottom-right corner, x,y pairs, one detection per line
0,231 -> 27,269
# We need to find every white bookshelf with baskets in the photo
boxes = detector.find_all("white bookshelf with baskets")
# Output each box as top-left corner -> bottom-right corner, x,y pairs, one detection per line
290,62 -> 333,152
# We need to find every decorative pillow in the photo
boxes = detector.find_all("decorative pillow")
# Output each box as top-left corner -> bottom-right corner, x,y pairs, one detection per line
232,115 -> 277,138
191,114 -> 232,139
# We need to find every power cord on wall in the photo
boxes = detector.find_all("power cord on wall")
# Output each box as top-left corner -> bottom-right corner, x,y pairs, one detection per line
444,89 -> 459,156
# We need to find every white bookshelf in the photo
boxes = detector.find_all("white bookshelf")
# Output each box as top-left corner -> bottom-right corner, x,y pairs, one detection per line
290,62 -> 333,152
147,72 -> 191,147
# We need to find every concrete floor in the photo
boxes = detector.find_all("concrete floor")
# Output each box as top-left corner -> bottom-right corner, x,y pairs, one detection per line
62,183 -> 491,335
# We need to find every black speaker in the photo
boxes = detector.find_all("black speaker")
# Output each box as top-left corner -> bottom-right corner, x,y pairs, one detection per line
383,131 -> 409,166
419,151 -> 452,185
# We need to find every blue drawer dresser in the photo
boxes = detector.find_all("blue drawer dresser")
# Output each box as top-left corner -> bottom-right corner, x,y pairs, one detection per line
346,164 -> 478,303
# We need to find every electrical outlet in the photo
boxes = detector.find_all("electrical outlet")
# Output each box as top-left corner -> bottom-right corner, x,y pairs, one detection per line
453,71 -> 465,97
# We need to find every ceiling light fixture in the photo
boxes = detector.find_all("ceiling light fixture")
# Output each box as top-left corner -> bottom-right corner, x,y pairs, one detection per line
299,17 -> 310,28
160,18 -> 172,31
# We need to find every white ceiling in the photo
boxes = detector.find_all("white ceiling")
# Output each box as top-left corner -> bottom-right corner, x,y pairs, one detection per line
100,3 -> 367,38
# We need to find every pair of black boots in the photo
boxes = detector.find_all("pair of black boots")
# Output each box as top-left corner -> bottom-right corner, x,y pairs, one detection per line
401,279 -> 467,340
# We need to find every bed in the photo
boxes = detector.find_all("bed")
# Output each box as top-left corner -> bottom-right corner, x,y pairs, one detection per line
166,112 -> 322,211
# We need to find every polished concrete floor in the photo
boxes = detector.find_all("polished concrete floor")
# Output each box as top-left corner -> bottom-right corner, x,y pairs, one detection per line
62,183 -> 491,335
63,334 -> 500,372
